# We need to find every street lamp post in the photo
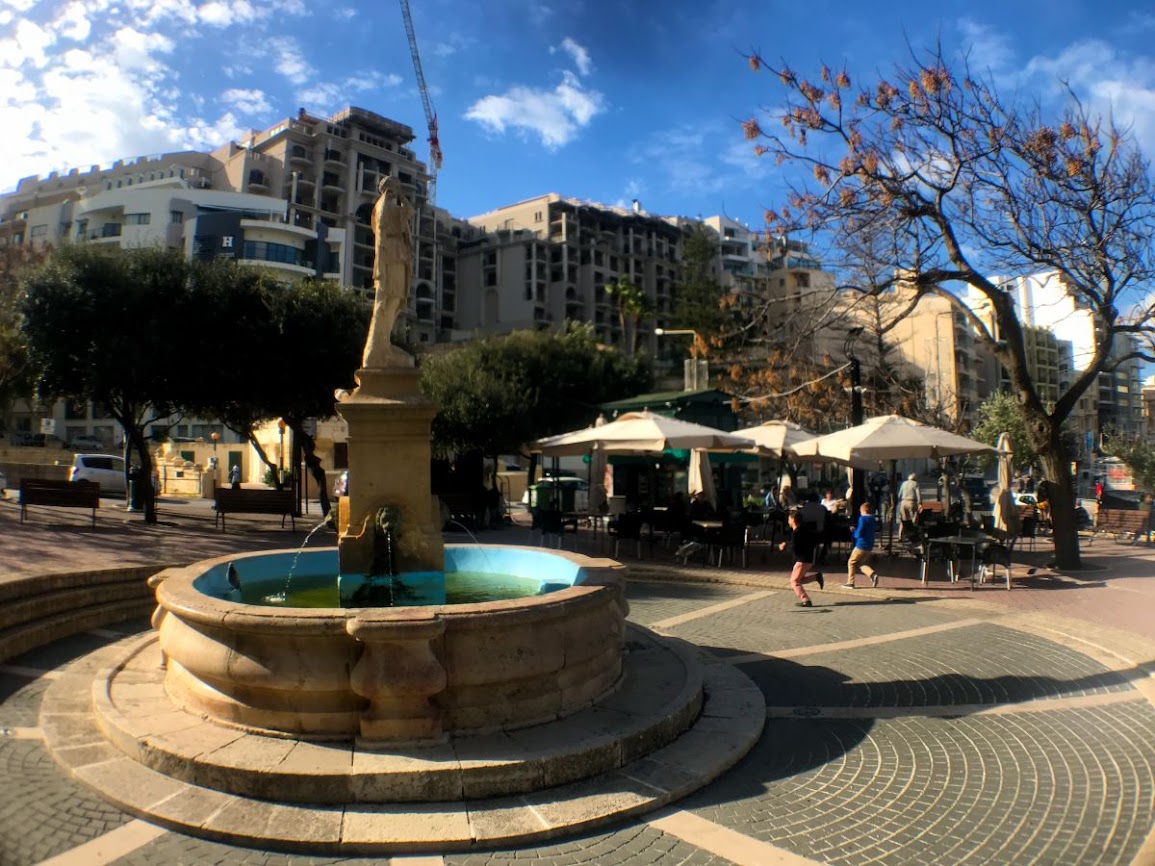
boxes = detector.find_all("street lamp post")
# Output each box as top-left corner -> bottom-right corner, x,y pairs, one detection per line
845,328 -> 865,514
654,328 -> 706,391
277,419 -> 286,481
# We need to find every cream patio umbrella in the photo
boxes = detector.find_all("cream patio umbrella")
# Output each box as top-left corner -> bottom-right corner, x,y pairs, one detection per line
532,410 -> 756,457
730,420 -> 816,459
991,432 -> 1020,538
790,415 -> 997,466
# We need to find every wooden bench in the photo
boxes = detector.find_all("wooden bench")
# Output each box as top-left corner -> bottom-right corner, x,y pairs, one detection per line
19,479 -> 101,526
1094,508 -> 1151,544
213,487 -> 296,531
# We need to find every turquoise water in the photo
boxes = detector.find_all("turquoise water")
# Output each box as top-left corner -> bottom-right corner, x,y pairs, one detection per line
196,548 -> 585,609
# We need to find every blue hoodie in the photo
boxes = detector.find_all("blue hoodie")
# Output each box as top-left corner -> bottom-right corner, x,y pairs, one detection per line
853,514 -> 877,551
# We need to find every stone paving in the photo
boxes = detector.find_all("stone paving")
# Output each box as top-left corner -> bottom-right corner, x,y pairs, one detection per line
1,495 -> 1154,864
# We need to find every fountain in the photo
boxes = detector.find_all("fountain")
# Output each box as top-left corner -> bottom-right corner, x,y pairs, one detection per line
39,173 -> 763,853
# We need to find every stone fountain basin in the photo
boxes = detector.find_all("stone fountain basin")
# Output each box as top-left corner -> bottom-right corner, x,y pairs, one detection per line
149,545 -> 628,740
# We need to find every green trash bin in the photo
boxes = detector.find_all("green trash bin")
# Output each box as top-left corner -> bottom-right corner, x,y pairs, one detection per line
528,478 -> 584,512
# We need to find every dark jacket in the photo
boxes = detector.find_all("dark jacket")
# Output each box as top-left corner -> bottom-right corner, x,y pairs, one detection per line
790,524 -> 818,564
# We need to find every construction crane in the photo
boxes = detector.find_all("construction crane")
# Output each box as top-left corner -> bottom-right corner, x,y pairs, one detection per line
399,0 -> 442,204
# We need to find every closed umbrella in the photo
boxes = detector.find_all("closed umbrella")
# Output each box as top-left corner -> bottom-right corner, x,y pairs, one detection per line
688,449 -> 717,510
992,432 -> 1020,538
588,413 -> 608,513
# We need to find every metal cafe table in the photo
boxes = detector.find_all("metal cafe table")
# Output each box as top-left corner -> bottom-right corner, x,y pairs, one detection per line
921,534 -> 995,590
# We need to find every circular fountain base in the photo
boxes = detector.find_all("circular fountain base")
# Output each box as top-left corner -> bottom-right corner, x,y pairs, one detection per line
43,625 -> 764,853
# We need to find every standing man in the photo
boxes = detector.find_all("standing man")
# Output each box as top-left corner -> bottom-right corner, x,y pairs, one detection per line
228,463 -> 241,490
898,472 -> 921,533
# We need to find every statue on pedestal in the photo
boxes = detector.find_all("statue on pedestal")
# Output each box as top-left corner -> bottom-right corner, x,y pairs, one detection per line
362,175 -> 415,368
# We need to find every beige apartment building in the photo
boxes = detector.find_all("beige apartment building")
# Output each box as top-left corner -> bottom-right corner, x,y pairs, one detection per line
459,195 -> 684,354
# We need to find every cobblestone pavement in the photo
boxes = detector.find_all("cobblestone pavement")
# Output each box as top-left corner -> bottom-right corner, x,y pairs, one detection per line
1,498 -> 1154,865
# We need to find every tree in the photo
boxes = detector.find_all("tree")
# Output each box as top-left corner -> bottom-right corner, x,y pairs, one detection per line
972,392 -> 1038,474
742,46 -> 1155,568
0,245 -> 49,428
185,269 -> 368,517
21,246 -> 198,523
671,224 -> 732,344
604,276 -> 651,358
420,324 -> 653,475
1102,435 -> 1155,494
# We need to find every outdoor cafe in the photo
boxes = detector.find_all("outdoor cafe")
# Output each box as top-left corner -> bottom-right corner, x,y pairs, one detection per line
531,411 -> 1025,588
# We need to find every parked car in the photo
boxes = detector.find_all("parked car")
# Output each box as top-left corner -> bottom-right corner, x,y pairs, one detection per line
68,435 -> 106,452
1014,493 -> 1038,507
10,432 -> 65,448
0,468 -> 7,497
69,454 -> 127,495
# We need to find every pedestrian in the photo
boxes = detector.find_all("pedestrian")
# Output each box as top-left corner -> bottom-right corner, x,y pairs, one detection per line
898,473 -> 920,535
779,511 -> 824,607
845,502 -> 880,589
229,463 -> 241,490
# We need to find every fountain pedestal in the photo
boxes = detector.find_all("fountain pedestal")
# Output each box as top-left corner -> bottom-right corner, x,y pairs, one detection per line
336,367 -> 444,579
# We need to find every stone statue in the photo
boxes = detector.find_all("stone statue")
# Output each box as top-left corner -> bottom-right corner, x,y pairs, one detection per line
362,175 -> 414,368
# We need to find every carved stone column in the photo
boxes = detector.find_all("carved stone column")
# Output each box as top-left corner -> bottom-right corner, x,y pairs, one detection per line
335,367 -> 444,579
346,613 -> 447,743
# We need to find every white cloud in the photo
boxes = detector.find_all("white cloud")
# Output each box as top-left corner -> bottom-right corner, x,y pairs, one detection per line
1,19 -> 56,69
554,37 -> 592,76
53,1 -> 93,41
956,18 -> 1015,75
270,36 -> 313,85
220,87 -> 270,115
297,71 -> 402,113
465,70 -> 604,149
1020,40 -> 1155,156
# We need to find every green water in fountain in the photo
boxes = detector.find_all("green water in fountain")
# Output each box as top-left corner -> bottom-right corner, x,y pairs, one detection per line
238,571 -> 549,608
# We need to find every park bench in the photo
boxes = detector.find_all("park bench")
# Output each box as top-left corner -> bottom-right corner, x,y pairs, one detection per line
1093,508 -> 1150,544
19,479 -> 101,526
213,487 -> 296,532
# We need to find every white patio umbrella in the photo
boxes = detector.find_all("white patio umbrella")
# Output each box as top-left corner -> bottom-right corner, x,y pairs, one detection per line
991,432 -> 1020,537
730,420 -> 816,459
532,410 -> 756,457
790,415 -> 997,467
688,449 -> 717,510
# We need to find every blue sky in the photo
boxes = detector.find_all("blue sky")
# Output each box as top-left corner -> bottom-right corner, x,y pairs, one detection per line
4,0 -> 1155,228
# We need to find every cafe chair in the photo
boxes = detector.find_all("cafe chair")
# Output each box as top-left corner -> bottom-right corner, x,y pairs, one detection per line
711,522 -> 749,568
978,542 -> 1014,590
609,511 -> 645,559
533,509 -> 567,550
1019,516 -> 1038,551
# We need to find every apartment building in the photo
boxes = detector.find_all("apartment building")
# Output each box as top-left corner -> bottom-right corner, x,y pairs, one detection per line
459,195 -> 683,353
981,272 -> 1145,448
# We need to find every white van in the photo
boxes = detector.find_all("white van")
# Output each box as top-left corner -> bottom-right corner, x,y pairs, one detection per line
69,454 -> 127,495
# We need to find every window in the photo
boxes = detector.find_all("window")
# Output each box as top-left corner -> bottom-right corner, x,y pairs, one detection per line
534,211 -> 542,222
171,211 -> 184,224
125,213 -> 151,225
30,224 -> 48,238
242,240 -> 303,266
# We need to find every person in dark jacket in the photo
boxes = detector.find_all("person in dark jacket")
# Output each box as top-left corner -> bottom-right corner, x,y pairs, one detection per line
779,510 -> 824,607
845,502 -> 879,589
